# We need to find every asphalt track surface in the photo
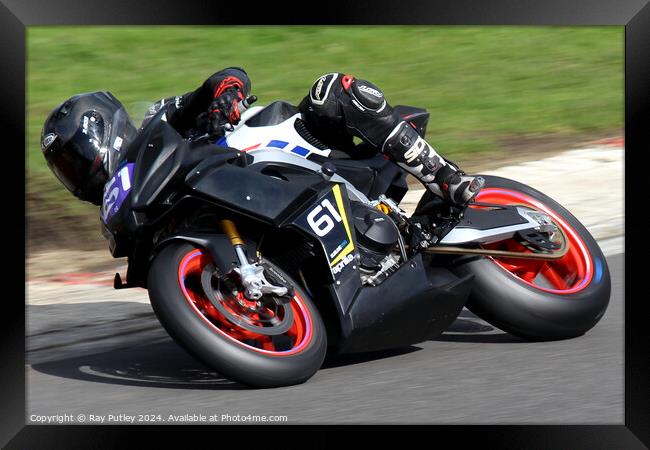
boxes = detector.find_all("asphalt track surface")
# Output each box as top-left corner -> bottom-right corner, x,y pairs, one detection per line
26,252 -> 623,425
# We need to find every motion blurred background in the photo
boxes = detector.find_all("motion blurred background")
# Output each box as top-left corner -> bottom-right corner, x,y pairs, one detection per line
27,26 -> 623,253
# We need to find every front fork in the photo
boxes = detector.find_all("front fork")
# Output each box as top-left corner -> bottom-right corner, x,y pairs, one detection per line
218,219 -> 289,300
219,219 -> 249,266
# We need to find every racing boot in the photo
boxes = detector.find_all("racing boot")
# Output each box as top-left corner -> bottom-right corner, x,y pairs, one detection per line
382,121 -> 485,206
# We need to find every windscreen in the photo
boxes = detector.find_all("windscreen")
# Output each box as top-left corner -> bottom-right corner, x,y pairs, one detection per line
104,107 -> 137,176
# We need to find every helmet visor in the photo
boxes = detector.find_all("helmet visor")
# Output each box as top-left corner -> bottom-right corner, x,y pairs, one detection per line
46,119 -> 107,197
47,143 -> 96,195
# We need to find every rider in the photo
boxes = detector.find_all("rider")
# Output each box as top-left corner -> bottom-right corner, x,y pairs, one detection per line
42,67 -> 484,207
159,67 -> 485,206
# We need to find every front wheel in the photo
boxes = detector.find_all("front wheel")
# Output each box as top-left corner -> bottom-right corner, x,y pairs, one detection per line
148,241 -> 327,388
426,175 -> 611,341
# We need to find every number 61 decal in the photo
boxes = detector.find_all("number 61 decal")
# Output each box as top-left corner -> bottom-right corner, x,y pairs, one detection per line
307,199 -> 343,236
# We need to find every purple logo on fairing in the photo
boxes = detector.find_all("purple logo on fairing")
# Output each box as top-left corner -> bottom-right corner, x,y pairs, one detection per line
101,163 -> 134,224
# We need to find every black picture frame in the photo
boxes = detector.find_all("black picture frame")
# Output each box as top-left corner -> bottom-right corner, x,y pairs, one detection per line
4,0 -> 647,447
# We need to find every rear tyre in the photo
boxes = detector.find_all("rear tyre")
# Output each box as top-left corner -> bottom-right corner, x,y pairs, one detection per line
417,175 -> 611,341
148,241 -> 327,388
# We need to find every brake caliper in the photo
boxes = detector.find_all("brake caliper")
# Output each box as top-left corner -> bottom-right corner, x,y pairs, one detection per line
233,261 -> 294,302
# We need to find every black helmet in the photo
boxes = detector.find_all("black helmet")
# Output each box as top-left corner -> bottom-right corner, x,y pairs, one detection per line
41,91 -> 137,205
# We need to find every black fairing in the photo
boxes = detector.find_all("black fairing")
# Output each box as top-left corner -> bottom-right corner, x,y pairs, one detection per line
244,101 -> 299,127
127,114 -> 245,212
338,254 -> 472,353
154,232 -> 243,275
102,109 -> 246,257
129,118 -> 189,210
187,163 -> 324,226
394,105 -> 430,138
328,154 -> 408,203
246,160 -> 325,186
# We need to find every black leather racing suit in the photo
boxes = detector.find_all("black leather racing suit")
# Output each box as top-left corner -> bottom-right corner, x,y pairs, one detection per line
151,68 -> 484,205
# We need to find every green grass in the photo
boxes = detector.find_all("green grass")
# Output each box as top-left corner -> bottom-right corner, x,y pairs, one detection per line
26,26 -> 623,247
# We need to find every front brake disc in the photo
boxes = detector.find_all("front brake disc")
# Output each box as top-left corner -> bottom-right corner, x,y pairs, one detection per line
200,264 -> 294,336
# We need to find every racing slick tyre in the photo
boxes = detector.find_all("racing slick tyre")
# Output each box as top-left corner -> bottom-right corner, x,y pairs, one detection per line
418,175 -> 611,341
148,241 -> 327,388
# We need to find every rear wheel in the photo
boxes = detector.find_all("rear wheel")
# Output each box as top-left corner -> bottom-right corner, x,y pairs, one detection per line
148,241 -> 327,387
419,175 -> 611,340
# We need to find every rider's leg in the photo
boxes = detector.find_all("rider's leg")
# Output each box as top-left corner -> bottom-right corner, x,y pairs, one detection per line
381,120 -> 485,205
299,73 -> 484,205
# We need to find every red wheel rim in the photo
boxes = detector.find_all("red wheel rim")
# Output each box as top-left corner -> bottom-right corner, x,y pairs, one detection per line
177,249 -> 313,356
475,188 -> 593,295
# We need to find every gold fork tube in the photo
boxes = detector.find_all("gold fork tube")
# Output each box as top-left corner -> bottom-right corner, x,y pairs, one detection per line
219,219 -> 244,246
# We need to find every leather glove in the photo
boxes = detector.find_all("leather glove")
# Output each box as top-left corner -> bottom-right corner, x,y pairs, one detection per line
208,89 -> 244,132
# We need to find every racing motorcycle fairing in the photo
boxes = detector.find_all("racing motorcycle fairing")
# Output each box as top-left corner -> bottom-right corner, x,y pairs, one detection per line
101,107 -> 246,257
221,106 -> 332,160
128,112 -> 245,212
339,255 -> 473,353
393,104 -> 430,138
187,162 -> 323,226
312,153 -> 409,204
183,152 -> 360,279
129,121 -> 189,211
243,100 -> 300,128
152,231 -> 252,276
290,183 -> 360,282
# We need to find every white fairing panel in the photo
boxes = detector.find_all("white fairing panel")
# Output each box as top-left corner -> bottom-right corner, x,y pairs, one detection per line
224,110 -> 332,158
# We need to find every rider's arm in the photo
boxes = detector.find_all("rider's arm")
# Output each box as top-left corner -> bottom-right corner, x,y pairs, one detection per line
166,67 -> 251,135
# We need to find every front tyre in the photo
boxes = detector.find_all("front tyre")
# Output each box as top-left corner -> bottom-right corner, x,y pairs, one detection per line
148,242 -> 327,388
438,176 -> 611,340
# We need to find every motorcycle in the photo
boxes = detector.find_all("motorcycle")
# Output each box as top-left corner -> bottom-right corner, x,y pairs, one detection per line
96,96 -> 610,387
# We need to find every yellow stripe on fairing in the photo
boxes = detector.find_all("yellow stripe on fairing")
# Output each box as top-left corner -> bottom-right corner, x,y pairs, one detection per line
330,184 -> 355,266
